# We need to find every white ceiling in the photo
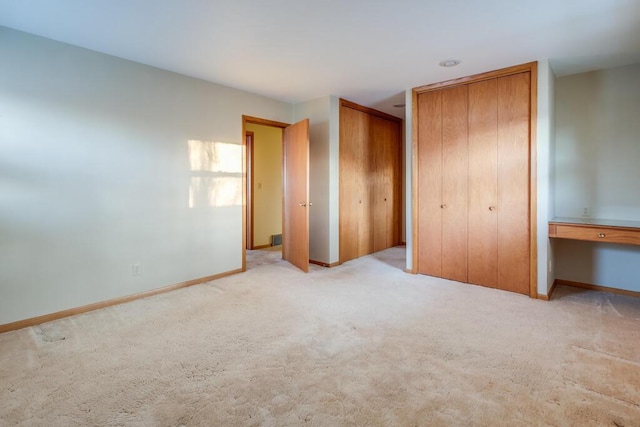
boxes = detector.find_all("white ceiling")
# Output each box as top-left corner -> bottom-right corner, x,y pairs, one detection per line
1,0 -> 639,117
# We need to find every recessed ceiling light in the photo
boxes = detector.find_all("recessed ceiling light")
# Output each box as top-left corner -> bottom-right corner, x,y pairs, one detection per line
439,59 -> 461,67
393,103 -> 406,108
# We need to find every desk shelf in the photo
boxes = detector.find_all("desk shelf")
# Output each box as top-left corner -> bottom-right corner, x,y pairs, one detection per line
549,217 -> 640,246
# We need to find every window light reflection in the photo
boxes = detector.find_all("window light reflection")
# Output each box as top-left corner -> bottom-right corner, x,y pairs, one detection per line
188,140 -> 242,208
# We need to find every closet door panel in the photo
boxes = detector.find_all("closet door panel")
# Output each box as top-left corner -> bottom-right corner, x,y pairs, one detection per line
390,119 -> 402,248
441,86 -> 469,282
339,106 -> 368,263
468,79 -> 499,287
371,116 -> 391,252
497,72 -> 530,294
356,112 -> 373,258
417,91 -> 443,276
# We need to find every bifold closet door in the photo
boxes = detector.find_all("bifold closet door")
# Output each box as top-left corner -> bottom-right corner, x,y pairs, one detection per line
417,90 -> 443,277
417,85 -> 468,281
371,116 -> 401,252
497,72 -> 530,294
441,85 -> 469,282
339,106 -> 371,263
468,79 -> 499,287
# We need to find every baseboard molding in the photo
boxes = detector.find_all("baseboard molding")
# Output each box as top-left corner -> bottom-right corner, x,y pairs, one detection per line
537,280 -> 558,301
309,259 -> 340,268
0,268 -> 243,334
251,244 -> 272,250
554,279 -> 640,299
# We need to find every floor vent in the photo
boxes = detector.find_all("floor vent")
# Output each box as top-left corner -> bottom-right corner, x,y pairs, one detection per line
272,234 -> 282,246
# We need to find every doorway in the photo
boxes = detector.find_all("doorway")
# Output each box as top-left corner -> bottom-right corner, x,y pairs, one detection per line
242,116 -> 310,273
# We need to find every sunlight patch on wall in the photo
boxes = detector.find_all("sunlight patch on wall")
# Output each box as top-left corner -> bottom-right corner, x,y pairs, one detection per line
188,140 -> 242,208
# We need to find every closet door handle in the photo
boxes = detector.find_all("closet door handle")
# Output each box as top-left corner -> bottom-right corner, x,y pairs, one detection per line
440,204 -> 447,209
489,206 -> 496,211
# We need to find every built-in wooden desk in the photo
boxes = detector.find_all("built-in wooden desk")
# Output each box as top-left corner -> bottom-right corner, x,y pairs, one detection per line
549,217 -> 640,246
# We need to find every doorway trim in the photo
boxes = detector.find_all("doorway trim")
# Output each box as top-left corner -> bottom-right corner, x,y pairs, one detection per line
241,115 -> 290,271
245,130 -> 255,251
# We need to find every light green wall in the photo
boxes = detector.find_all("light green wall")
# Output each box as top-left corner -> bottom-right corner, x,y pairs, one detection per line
247,123 -> 283,247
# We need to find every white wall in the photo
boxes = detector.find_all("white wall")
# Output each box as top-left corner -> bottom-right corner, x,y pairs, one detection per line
553,63 -> 640,292
0,27 -> 293,324
293,97 -> 330,263
292,95 -> 340,265
537,60 -> 556,295
404,89 -> 414,272
328,96 -> 340,264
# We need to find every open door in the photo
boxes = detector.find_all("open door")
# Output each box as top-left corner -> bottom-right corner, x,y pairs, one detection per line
282,119 -> 310,272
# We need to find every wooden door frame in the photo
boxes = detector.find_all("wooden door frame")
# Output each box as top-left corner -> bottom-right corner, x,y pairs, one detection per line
245,131 -> 255,250
241,115 -> 290,271
411,61 -> 538,298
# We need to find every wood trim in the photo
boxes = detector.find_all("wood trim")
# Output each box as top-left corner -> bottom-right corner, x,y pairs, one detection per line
242,118 -> 247,271
555,279 -> 640,299
309,259 -> 340,268
252,244 -> 272,250
339,98 -> 403,123
246,131 -> 255,250
410,88 -> 419,274
537,279 -> 557,301
242,115 -> 290,129
529,62 -> 538,299
414,62 -> 538,94
0,269 -> 243,334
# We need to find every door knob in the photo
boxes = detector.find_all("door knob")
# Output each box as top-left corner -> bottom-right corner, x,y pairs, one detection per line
489,206 -> 496,211
598,233 -> 605,238
309,202 -> 313,206
440,204 -> 447,209
299,202 -> 306,207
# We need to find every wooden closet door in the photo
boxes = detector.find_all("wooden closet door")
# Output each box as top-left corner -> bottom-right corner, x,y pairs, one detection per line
389,119 -> 402,248
468,79 -> 499,287
371,116 -> 401,252
441,85 -> 469,282
417,90 -> 443,276
497,72 -> 530,294
371,116 -> 388,252
339,106 -> 369,263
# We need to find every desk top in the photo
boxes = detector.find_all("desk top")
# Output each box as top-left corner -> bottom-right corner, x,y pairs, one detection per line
550,217 -> 640,230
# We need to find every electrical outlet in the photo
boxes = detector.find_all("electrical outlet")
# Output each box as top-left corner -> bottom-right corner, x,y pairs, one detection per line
132,263 -> 141,276
582,207 -> 590,217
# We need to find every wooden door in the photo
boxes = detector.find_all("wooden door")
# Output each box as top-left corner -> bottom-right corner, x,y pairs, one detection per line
497,72 -> 530,294
441,85 -> 468,282
371,116 -> 391,252
389,119 -> 402,248
371,116 -> 403,251
339,106 -> 370,262
283,119 -> 310,272
417,90 -> 443,276
468,79 -> 499,287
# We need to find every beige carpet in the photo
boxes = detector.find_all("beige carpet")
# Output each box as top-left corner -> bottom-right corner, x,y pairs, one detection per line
1,247 -> 639,426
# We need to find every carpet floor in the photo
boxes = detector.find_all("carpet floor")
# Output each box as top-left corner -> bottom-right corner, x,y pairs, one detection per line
1,247 -> 639,426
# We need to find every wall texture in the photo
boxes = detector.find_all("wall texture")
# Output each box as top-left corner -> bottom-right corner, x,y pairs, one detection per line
0,27 -> 292,324
246,123 -> 283,247
553,62 -> 640,291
